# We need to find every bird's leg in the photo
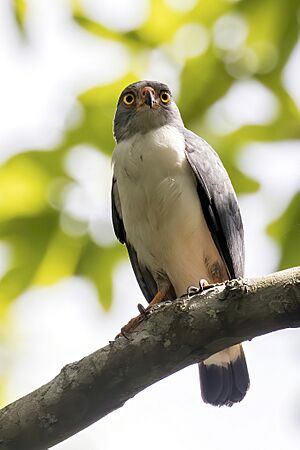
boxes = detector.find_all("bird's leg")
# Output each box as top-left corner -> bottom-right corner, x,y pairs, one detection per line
147,286 -> 170,307
117,285 -> 171,338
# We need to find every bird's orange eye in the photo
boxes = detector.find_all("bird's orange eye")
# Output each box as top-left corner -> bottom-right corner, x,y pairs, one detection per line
160,91 -> 171,104
123,93 -> 135,105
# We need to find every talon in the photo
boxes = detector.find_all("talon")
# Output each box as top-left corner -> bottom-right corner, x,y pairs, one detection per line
115,286 -> 171,339
115,329 -> 128,340
199,279 -> 210,291
120,327 -> 130,340
187,285 -> 200,296
116,312 -> 145,339
115,323 -> 133,339
137,303 -> 147,317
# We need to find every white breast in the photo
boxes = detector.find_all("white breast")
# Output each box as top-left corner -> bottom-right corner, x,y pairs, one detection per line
112,125 -> 224,296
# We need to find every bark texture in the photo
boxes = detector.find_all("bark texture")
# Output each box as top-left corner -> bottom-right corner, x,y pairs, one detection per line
0,267 -> 299,450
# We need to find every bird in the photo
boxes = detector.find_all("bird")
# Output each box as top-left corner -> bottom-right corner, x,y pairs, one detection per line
111,80 -> 250,407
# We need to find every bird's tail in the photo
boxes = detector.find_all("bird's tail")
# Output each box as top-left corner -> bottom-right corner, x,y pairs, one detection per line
199,344 -> 249,407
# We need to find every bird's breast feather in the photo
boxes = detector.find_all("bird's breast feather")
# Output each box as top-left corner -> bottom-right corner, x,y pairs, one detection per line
112,125 -> 186,181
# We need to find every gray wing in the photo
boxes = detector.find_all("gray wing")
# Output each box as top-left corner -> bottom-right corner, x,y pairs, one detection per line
111,178 -> 157,302
184,129 -> 245,279
111,178 -> 126,244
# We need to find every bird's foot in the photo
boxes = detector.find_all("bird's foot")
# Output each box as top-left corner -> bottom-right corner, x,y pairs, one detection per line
186,279 -> 211,297
186,285 -> 200,296
199,279 -> 210,290
115,302 -> 153,339
115,287 -> 170,339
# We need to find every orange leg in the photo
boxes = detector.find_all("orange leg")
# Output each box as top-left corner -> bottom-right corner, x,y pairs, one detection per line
148,286 -> 170,306
118,285 -> 171,338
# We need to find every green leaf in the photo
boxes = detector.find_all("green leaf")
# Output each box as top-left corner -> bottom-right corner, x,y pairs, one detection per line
63,74 -> 138,155
76,242 -> 126,311
33,230 -> 86,286
179,51 -> 233,126
221,158 -> 260,194
13,0 -> 27,34
0,215 -> 57,312
239,0 -> 299,71
0,155 -> 51,221
267,192 -> 300,270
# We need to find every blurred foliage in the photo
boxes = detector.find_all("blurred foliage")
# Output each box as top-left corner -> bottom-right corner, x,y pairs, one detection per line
0,0 -> 299,320
13,0 -> 27,34
268,192 -> 300,270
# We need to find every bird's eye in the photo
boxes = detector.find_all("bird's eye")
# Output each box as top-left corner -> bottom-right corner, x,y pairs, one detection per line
160,91 -> 171,104
123,93 -> 135,105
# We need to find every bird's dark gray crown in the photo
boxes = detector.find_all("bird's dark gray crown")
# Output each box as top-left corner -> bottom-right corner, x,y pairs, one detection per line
113,80 -> 184,142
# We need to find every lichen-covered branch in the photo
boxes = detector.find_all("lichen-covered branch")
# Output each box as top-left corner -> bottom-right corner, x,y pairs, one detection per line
0,267 -> 299,450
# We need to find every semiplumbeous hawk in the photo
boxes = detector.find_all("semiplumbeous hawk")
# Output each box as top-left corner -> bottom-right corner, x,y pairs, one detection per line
111,80 -> 250,406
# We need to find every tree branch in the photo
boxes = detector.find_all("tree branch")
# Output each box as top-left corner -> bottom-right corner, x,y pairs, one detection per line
0,267 -> 299,450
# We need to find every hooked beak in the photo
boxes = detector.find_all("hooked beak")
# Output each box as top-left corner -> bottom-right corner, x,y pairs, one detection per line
144,90 -> 155,108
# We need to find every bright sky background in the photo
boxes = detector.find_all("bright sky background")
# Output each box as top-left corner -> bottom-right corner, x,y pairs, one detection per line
0,1 -> 300,449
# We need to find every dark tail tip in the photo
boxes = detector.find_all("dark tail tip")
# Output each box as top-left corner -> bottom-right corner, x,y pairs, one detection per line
199,346 -> 250,407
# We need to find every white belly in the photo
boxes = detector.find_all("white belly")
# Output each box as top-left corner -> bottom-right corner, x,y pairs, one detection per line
112,125 -> 225,296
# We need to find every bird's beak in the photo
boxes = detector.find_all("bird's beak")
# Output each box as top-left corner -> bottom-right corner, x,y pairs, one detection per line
137,86 -> 158,111
144,90 -> 155,108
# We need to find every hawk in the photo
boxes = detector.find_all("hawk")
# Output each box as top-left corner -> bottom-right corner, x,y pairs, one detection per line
111,80 -> 250,406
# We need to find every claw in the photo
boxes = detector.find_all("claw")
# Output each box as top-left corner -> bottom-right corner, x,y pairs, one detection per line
187,285 -> 200,296
115,308 -> 146,339
137,303 -> 148,317
199,279 -> 210,291
116,287 -> 171,339
187,280 -> 211,297
115,324 -> 132,340
120,327 -> 130,340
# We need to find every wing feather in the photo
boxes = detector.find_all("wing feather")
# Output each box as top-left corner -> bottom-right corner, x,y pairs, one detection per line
184,129 -> 244,279
111,178 -> 157,302
111,178 -> 126,244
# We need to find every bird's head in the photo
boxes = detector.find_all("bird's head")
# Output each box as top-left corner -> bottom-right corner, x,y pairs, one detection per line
113,80 -> 184,142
